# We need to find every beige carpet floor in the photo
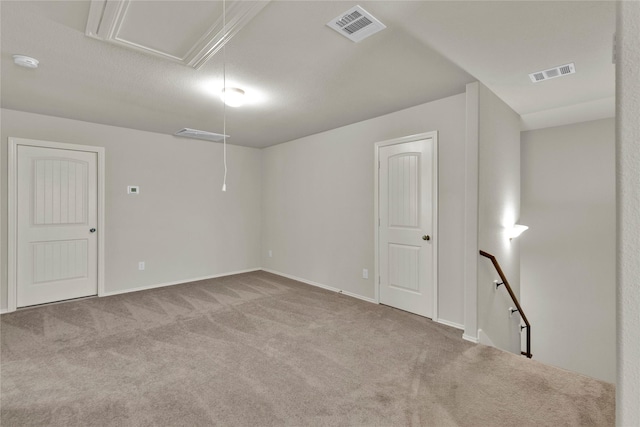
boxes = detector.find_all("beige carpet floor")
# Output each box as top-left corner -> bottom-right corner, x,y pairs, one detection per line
1,271 -> 614,426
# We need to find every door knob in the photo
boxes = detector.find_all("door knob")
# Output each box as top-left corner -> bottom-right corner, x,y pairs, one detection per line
422,235 -> 430,241
90,228 -> 96,233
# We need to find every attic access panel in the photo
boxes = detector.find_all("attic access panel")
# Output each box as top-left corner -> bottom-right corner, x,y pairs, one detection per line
86,0 -> 270,69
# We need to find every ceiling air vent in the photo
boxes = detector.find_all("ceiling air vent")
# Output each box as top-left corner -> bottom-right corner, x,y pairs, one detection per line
327,5 -> 386,43
174,128 -> 229,142
529,63 -> 576,83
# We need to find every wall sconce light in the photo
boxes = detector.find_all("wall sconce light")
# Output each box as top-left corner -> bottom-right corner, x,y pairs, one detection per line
507,224 -> 529,240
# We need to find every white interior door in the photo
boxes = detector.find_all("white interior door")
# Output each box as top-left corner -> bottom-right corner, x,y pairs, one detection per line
378,138 -> 435,318
17,145 -> 98,307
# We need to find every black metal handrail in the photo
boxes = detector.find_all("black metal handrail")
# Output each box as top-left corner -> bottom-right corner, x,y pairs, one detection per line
479,250 -> 532,358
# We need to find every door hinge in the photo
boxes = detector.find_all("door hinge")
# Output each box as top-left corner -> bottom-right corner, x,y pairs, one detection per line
378,160 -> 380,169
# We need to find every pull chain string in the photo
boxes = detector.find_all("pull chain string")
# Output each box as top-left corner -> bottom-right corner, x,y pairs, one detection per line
221,0 -> 228,192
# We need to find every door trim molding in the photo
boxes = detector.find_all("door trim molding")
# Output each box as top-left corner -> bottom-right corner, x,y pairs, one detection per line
7,138 -> 106,313
374,131 -> 439,320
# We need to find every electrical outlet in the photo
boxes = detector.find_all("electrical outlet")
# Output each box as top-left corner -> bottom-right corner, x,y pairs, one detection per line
268,250 -> 273,258
362,268 -> 368,279
138,261 -> 145,271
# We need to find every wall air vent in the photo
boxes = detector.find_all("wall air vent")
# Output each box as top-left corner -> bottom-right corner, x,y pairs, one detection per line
327,5 -> 386,43
529,63 -> 576,83
174,128 -> 229,142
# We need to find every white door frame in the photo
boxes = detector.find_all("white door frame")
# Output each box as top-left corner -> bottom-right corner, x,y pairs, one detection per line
374,131 -> 438,319
7,137 -> 106,313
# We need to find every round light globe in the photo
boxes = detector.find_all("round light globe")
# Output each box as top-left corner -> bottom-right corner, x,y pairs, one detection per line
221,87 -> 245,107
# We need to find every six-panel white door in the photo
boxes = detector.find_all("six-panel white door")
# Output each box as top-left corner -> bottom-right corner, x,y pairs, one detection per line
379,138 -> 434,318
17,145 -> 98,307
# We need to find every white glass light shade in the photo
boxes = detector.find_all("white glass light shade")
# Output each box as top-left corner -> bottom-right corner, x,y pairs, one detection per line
507,224 -> 529,239
221,87 -> 245,107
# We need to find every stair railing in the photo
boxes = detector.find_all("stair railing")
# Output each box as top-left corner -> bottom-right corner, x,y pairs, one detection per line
479,250 -> 532,358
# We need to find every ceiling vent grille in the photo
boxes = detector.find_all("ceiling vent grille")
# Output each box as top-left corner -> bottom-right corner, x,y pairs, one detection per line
174,128 -> 229,142
529,63 -> 576,83
327,6 -> 386,43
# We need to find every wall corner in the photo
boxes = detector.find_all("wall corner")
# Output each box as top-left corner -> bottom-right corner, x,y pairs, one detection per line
463,82 -> 480,341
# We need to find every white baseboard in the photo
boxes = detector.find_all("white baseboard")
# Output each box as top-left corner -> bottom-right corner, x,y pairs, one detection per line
3,267 -> 377,312
261,269 -> 377,304
100,268 -> 262,297
462,333 -> 479,343
477,329 -> 495,347
436,318 -> 465,331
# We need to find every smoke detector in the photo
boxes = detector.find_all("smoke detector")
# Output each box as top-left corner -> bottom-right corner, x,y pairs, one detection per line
13,55 -> 39,69
174,128 -> 229,142
529,63 -> 575,83
327,5 -> 386,43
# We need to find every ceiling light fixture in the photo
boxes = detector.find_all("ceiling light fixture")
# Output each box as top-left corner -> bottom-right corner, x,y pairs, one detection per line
13,55 -> 39,69
221,87 -> 245,108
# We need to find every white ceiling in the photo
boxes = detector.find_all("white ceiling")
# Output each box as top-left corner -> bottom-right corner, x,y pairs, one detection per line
1,1 -> 616,148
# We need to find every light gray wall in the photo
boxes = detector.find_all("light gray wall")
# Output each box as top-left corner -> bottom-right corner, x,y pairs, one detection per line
475,83 -> 522,353
521,119 -> 616,383
463,83 -> 479,342
616,1 -> 640,424
262,94 -> 467,327
1,109 -> 262,310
